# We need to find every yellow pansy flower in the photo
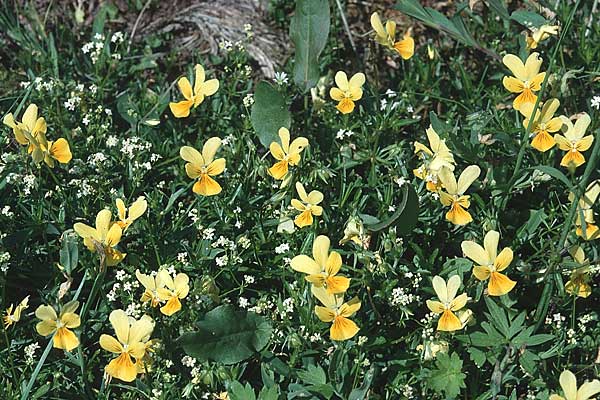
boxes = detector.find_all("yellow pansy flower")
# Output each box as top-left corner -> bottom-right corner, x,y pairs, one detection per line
291,182 -> 323,228
290,235 -> 350,294
438,165 -> 480,225
169,64 -> 219,118
3,295 -> 29,328
29,132 -> 72,168
564,246 -> 592,298
549,370 -> 600,400
461,230 -> 516,296
502,52 -> 545,111
180,137 -> 226,196
526,24 -> 559,50
570,180 -> 600,240
413,125 -> 456,191
156,269 -> 190,316
99,309 -> 155,382
312,285 -> 361,341
35,301 -> 80,351
135,270 -> 164,307
329,71 -> 366,114
3,103 -> 47,147
73,209 -> 126,266
426,275 -> 469,332
268,127 -> 309,180
116,196 -> 147,231
519,98 -> 562,152
370,12 -> 414,59
554,113 -> 593,169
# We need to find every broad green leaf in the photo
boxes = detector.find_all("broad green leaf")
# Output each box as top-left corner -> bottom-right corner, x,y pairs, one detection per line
510,10 -> 548,28
485,0 -> 510,20
177,305 -> 272,365
427,352 -> 466,398
289,0 -> 330,91
250,81 -> 291,148
485,297 -> 510,338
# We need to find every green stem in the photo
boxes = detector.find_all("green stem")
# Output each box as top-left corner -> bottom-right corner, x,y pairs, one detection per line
20,340 -> 52,400
2,324 -> 17,387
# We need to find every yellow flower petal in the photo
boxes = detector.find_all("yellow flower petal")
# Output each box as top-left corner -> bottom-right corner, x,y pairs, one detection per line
314,306 -> 335,322
531,131 -> 556,152
193,174 -> 222,196
35,304 -> 57,321
177,77 -> 193,101
487,271 -> 516,296
53,327 -> 79,351
268,160 -> 288,180
325,275 -> 350,294
426,300 -> 445,314
294,210 -> 313,228
49,138 -> 72,163
36,320 -> 57,336
446,202 -> 472,225
109,309 -> 130,345
494,247 -> 513,272
502,54 -> 527,81
290,255 -> 321,275
394,35 -> 414,59
437,310 -> 462,332
169,100 -> 193,118
160,296 -> 182,316
99,334 -> 124,353
473,265 -> 492,281
206,158 -> 226,176
106,352 -> 137,382
336,98 -> 355,114
330,316 -> 359,341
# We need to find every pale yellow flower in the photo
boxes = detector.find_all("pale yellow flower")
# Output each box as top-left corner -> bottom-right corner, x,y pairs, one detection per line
156,269 -> 190,316
502,52 -> 545,111
461,230 -> 516,296
100,310 -> 155,382
549,370 -> 600,400
564,246 -> 592,298
370,12 -> 414,59
312,285 -> 361,341
35,301 -> 80,351
3,295 -> 29,328
426,275 -> 469,332
291,182 -> 323,228
554,113 -> 593,169
135,270 -> 164,307
329,71 -> 365,114
74,209 -> 125,266
570,180 -> 600,241
268,128 -> 309,180
116,196 -> 147,231
438,165 -> 480,225
180,137 -> 226,196
413,125 -> 455,191
526,25 -> 559,50
290,235 -> 350,294
169,64 -> 219,118
519,98 -> 562,152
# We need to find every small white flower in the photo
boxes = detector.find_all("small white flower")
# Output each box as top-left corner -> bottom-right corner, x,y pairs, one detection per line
591,96 -> 600,110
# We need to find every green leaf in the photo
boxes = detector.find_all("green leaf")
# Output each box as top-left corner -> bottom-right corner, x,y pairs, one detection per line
365,184 -> 419,233
59,233 -> 79,275
396,0 -> 477,47
228,381 -> 256,400
427,352 -> 466,398
289,0 -> 330,91
297,365 -> 327,385
250,81 -> 291,148
177,305 -> 272,365
485,297 -> 510,338
258,386 -> 279,400
468,347 -> 486,367
348,367 -> 375,400
532,165 -> 573,189
485,0 -> 510,20
510,10 -> 548,29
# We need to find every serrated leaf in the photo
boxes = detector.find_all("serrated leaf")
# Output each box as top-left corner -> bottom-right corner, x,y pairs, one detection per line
428,352 -> 466,398
250,81 -> 291,148
485,297 -> 510,338
228,381 -> 256,400
289,0 -> 330,91
177,305 -> 272,365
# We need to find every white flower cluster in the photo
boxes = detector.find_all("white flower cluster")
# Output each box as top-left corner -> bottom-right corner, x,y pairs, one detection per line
243,93 -> 254,107
121,136 -> 152,159
591,96 -> 600,110
390,287 -> 419,307
68,178 -> 95,199
275,243 -> 289,254
20,77 -> 59,92
545,312 -> 566,329
335,129 -> 355,140
0,251 -> 10,273
82,33 -> 106,64
24,342 -> 41,365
